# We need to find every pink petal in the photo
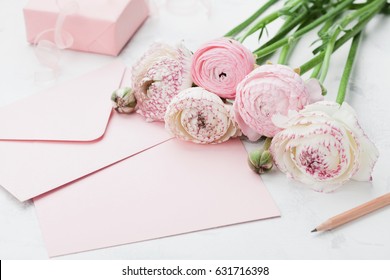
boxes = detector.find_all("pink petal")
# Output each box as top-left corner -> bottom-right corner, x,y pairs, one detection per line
233,105 -> 261,141
305,78 -> 324,104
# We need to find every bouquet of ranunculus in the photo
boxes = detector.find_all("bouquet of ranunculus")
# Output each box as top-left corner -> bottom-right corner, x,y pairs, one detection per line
112,0 -> 389,192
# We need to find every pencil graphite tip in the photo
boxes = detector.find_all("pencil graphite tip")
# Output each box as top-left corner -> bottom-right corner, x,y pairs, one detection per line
311,228 -> 317,233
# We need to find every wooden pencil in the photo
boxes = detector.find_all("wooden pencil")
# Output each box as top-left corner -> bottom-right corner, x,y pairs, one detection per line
312,192 -> 390,232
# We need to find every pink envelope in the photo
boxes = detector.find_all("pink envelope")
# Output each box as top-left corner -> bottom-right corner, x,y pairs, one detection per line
0,61 -> 172,201
34,139 -> 280,257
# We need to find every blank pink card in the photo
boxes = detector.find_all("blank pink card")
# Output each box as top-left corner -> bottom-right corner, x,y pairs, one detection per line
34,138 -> 280,257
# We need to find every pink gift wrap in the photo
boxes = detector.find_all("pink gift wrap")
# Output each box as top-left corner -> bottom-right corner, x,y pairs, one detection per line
23,0 -> 149,56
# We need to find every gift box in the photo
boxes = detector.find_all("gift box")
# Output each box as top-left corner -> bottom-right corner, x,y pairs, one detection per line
23,0 -> 149,56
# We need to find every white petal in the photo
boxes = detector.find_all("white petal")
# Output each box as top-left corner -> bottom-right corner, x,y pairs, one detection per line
272,112 -> 296,129
165,87 -> 234,144
271,114 -> 288,129
352,135 -> 379,181
332,102 -> 358,126
177,42 -> 193,90
331,102 -> 379,181
302,101 -> 340,116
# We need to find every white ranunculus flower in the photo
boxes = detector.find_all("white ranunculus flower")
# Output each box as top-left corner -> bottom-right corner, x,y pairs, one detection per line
270,101 -> 379,192
164,87 -> 241,144
131,42 -> 193,122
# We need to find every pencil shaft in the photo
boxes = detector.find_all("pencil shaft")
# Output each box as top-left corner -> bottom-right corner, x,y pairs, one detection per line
316,193 -> 390,231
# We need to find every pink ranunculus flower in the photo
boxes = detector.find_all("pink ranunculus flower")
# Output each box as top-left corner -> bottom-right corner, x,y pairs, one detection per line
164,87 -> 240,144
191,38 -> 255,99
270,101 -> 379,192
233,64 -> 323,141
131,42 -> 193,122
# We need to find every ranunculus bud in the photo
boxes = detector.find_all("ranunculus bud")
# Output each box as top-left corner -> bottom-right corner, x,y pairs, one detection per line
248,148 -> 273,174
111,87 -> 137,114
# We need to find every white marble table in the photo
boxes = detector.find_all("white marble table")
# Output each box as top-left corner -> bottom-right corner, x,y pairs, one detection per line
1,0 -> 390,259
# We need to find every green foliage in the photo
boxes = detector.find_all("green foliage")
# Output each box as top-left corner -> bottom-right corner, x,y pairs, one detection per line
226,0 -> 389,103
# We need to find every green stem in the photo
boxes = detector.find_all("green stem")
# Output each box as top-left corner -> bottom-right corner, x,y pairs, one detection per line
254,7 -> 309,53
384,3 -> 390,14
253,0 -> 354,59
278,43 -> 291,64
310,62 -> 322,79
310,17 -> 333,79
299,6 -> 380,75
318,17 -> 335,37
255,2 -> 337,64
313,0 -> 386,55
238,10 -> 281,43
318,34 -> 337,83
300,55 -> 323,75
337,32 -> 361,104
311,18 -> 334,79
277,15 -> 313,65
264,137 -> 272,150
238,0 -> 303,43
318,0 -> 385,83
224,0 -> 278,38
255,11 -> 307,65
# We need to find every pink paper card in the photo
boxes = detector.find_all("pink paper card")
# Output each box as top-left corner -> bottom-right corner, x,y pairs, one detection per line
34,139 -> 280,257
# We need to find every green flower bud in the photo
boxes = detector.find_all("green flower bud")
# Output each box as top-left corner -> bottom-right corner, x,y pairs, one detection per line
248,148 -> 273,174
111,87 -> 137,114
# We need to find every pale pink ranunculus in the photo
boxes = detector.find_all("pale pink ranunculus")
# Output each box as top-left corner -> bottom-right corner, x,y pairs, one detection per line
233,64 -> 323,140
191,38 -> 255,99
164,87 -> 240,144
270,101 -> 379,192
131,42 -> 193,122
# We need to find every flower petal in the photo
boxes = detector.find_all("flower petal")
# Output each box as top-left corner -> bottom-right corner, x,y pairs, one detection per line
305,78 -> 324,103
270,101 -> 378,191
165,87 -> 238,144
234,64 -> 312,137
132,42 -> 193,122
233,103 -> 261,141
352,135 -> 379,181
191,38 -> 255,99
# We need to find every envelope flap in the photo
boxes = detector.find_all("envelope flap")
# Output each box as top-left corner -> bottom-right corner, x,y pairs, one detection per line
0,61 -> 125,141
